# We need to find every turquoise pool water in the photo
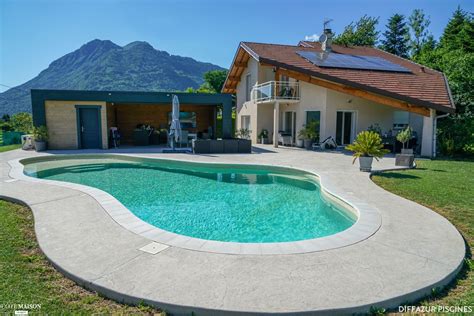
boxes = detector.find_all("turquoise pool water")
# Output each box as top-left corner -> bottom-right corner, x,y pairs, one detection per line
23,156 -> 356,243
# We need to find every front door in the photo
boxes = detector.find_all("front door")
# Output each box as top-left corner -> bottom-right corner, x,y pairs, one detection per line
78,107 -> 101,149
336,111 -> 356,145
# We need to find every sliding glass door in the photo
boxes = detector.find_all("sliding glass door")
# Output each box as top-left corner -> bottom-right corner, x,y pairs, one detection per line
336,111 -> 356,145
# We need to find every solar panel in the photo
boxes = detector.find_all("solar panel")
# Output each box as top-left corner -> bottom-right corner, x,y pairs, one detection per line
296,51 -> 411,73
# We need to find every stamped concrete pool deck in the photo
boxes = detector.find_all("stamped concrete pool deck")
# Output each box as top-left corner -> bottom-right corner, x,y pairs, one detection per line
0,146 -> 465,315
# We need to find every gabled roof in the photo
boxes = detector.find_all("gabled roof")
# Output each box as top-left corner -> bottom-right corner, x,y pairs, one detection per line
222,41 -> 455,113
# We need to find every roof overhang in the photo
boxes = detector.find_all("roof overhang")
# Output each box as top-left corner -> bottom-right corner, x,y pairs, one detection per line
31,89 -> 233,126
259,57 -> 455,115
222,43 -> 258,94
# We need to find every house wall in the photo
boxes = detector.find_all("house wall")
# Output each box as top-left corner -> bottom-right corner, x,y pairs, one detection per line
324,89 -> 396,141
236,58 -> 259,142
235,60 -> 428,150
45,100 -> 107,149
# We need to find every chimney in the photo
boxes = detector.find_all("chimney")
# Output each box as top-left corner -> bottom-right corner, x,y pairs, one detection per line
321,19 -> 333,52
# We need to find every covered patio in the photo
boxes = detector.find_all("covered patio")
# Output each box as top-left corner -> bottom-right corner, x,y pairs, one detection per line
31,89 -> 233,150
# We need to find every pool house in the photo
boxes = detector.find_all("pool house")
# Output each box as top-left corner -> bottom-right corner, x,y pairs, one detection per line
31,89 -> 233,150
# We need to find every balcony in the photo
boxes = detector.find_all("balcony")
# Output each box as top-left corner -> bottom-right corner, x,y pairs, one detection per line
251,81 -> 300,104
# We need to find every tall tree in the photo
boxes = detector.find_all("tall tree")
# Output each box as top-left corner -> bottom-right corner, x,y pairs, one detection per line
408,9 -> 431,58
380,14 -> 410,57
333,15 -> 379,46
440,6 -> 474,52
413,7 -> 474,156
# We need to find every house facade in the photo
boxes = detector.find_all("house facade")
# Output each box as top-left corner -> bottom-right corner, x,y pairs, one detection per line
223,34 -> 455,157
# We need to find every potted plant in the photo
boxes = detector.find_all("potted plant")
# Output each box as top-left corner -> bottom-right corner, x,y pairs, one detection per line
33,125 -> 48,151
396,126 -> 413,154
297,121 -> 318,150
235,128 -> 251,140
395,127 -> 415,167
258,129 -> 269,144
346,131 -> 389,172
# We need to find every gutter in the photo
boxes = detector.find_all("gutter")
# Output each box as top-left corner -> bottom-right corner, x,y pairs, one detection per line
432,112 -> 451,158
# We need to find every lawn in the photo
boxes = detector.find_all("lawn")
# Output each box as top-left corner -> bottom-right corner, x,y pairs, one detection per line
0,200 -> 163,315
372,159 -> 473,309
0,144 -> 21,152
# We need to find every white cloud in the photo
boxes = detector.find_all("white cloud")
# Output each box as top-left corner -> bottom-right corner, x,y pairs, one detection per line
304,34 -> 320,42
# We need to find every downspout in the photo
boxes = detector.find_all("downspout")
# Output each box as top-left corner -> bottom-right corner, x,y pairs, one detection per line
432,112 -> 450,158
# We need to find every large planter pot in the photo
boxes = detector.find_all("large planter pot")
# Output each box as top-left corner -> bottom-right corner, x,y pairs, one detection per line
303,139 -> 313,150
296,139 -> 304,148
359,156 -> 374,172
192,139 -> 210,154
209,139 -> 224,153
261,137 -> 269,144
34,140 -> 47,152
395,154 -> 415,167
238,139 -> 252,153
224,139 -> 239,153
401,148 -> 413,155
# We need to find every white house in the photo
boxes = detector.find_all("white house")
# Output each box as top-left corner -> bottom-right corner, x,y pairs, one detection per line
222,30 -> 455,157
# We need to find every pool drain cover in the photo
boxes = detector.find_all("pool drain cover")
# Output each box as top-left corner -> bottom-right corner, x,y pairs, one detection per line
139,242 -> 169,254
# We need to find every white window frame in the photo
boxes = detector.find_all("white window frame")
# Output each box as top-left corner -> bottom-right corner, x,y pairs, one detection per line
245,73 -> 251,102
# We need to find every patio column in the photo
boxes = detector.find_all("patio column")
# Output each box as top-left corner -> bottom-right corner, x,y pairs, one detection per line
421,109 -> 435,158
273,101 -> 279,148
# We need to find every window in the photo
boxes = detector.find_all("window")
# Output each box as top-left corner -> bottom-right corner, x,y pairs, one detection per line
306,111 -> 321,142
241,115 -> 251,131
393,111 -> 409,130
245,74 -> 251,101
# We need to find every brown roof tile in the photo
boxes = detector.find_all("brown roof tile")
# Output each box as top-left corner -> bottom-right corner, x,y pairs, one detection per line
235,41 -> 454,112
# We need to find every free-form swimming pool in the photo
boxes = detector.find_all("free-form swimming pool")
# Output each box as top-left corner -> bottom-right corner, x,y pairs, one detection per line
23,156 -> 356,243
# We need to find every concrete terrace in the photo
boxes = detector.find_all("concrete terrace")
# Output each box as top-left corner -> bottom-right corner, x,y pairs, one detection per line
0,145 -> 465,315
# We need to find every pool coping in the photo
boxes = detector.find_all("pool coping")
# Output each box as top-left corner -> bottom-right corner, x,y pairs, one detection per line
9,154 -> 381,255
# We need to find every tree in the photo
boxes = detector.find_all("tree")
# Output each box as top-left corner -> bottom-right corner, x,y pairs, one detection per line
409,9 -> 431,58
333,15 -> 379,46
413,7 -> 474,156
10,112 -> 33,133
439,6 -> 474,52
380,14 -> 410,57
186,69 -> 228,94
203,70 -> 228,93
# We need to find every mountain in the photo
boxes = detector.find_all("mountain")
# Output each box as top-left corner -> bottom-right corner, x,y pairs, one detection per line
0,39 -> 225,115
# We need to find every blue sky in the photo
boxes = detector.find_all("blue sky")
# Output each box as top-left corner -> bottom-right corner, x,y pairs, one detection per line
1,0 -> 472,92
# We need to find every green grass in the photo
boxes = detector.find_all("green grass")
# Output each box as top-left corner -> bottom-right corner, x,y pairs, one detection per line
0,200 -> 164,315
372,159 -> 473,309
0,144 -> 21,152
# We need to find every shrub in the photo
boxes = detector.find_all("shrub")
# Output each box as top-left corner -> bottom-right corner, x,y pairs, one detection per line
396,126 -> 412,149
11,112 -> 33,133
33,126 -> 49,142
235,128 -> 251,139
346,131 -> 390,163
437,113 -> 474,156
258,129 -> 269,139
297,120 -> 319,141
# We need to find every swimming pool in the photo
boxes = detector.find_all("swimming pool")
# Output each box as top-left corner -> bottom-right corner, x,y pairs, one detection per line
23,156 -> 356,243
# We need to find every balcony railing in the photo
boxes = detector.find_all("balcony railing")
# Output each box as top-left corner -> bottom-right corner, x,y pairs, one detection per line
251,81 -> 300,103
